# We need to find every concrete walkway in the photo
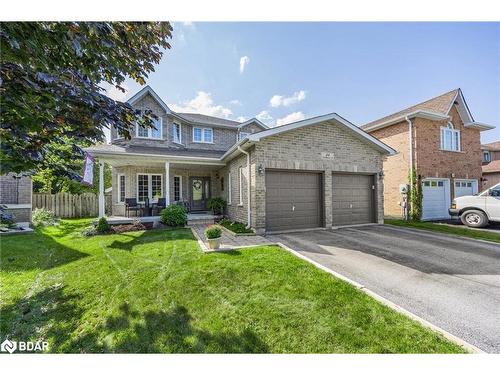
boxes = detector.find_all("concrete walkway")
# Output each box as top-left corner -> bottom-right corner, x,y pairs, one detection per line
190,224 -> 273,251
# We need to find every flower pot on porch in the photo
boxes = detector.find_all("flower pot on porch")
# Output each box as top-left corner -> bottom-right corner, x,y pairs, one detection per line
207,237 -> 221,250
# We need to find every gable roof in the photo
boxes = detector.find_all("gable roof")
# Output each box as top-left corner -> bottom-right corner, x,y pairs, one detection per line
222,112 -> 396,161
362,89 -> 459,131
362,88 -> 495,132
125,86 -> 268,130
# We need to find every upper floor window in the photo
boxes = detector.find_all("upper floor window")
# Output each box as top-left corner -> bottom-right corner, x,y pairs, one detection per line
239,132 -> 250,141
137,114 -> 162,139
173,122 -> 182,144
483,151 -> 491,163
193,127 -> 213,143
440,122 -> 460,152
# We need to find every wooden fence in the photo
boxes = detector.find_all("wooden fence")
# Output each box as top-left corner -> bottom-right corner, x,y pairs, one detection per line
32,192 -> 112,218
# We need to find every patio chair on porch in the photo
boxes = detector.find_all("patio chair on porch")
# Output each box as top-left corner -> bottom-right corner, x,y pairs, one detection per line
125,198 -> 142,217
152,198 -> 167,215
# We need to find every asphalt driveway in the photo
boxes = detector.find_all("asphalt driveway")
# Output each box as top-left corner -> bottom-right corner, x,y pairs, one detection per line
267,225 -> 500,353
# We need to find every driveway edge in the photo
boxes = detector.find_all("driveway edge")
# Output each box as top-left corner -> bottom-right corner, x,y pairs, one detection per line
275,241 -> 484,354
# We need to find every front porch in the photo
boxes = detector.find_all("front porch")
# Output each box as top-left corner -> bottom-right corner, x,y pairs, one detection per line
105,212 -> 222,225
92,150 -> 227,219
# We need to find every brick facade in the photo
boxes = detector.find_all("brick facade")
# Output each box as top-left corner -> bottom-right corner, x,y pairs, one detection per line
367,105 -> 484,218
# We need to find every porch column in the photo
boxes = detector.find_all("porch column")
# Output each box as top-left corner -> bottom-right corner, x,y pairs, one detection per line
165,161 -> 170,206
98,160 -> 105,217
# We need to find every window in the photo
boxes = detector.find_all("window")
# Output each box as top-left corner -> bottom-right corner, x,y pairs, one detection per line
220,177 -> 225,192
118,175 -> 125,202
193,127 -> 213,143
137,174 -> 163,203
114,125 -> 125,140
173,123 -> 182,144
173,176 -> 182,201
238,167 -> 244,206
440,122 -> 460,151
239,132 -> 250,141
483,151 -> 491,162
228,173 -> 232,205
136,111 -> 162,139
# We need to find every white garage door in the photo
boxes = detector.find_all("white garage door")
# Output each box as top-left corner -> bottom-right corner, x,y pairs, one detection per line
422,179 -> 450,220
454,180 -> 478,198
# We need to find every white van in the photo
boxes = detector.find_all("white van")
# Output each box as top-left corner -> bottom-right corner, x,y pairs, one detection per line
449,183 -> 500,228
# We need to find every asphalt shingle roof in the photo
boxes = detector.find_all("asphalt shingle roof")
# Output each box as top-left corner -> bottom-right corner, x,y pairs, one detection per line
482,160 -> 500,173
362,89 -> 459,129
177,113 -> 241,127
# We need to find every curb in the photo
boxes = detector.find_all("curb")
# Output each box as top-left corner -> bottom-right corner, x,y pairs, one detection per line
275,241 -> 484,354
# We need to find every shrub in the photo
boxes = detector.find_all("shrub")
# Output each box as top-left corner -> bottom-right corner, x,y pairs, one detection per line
0,208 -> 16,229
160,205 -> 187,227
207,197 -> 226,215
96,217 -> 110,234
219,218 -> 253,234
204,225 -> 222,239
32,208 -> 56,227
81,225 -> 97,237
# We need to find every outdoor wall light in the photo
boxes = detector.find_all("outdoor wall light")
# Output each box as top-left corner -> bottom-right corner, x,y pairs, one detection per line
258,165 -> 264,175
378,171 -> 384,178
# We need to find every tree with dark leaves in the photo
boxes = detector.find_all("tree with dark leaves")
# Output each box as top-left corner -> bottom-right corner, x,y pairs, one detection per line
0,22 -> 173,178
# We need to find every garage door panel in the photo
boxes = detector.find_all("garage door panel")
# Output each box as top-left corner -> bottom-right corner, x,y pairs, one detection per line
332,173 -> 375,226
265,171 -> 322,232
422,179 -> 450,220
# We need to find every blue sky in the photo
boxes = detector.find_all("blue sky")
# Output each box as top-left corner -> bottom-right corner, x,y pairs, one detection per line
105,22 -> 500,143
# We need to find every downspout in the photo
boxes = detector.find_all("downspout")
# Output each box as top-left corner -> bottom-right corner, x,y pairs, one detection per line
405,116 -> 413,217
237,146 -> 252,229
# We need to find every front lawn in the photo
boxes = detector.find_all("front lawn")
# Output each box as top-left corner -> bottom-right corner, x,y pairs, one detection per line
385,218 -> 500,243
0,219 -> 464,353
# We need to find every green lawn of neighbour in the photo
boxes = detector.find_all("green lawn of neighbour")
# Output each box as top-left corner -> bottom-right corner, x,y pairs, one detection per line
0,219 -> 465,353
385,218 -> 500,243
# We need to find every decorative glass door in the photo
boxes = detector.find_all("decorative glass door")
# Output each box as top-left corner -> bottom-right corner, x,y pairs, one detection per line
190,177 -> 210,211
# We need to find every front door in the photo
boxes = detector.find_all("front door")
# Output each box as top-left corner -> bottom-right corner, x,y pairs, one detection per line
190,177 -> 211,211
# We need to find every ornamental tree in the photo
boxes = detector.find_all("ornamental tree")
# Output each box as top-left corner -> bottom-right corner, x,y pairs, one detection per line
0,22 -> 172,176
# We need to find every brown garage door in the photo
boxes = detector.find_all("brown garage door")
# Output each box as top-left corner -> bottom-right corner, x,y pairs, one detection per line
332,173 -> 375,226
266,170 -> 323,232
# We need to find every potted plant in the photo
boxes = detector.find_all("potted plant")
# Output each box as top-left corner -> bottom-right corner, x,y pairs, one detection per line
207,197 -> 226,216
204,225 -> 222,250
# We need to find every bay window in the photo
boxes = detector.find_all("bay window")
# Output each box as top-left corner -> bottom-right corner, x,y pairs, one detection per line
173,122 -> 182,144
136,112 -> 162,139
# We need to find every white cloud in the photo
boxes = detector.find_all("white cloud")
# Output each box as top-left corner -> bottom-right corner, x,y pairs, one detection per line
239,56 -> 249,73
169,91 -> 232,118
276,112 -> 305,126
269,90 -> 306,107
230,99 -> 242,106
104,83 -> 129,102
256,110 -> 273,122
236,116 -> 248,122
182,21 -> 193,26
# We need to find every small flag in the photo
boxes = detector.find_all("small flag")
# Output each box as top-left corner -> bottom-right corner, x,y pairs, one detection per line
82,153 -> 94,185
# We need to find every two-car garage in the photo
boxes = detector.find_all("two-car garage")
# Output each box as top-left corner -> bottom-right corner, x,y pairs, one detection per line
265,170 -> 377,232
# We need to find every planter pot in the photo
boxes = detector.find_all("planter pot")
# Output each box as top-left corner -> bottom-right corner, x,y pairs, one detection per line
207,237 -> 221,250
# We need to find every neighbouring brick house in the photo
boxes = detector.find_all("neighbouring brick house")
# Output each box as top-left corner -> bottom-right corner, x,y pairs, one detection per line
362,88 -> 495,220
481,141 -> 500,189
86,86 -> 394,233
0,173 -> 32,226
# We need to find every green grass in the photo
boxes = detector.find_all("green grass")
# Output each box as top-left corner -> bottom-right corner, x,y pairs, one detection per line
219,219 -> 254,234
385,218 -> 500,243
0,219 -> 465,353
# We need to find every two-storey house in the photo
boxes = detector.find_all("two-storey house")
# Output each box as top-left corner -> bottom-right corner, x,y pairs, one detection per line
86,86 -> 395,233
362,89 -> 495,220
